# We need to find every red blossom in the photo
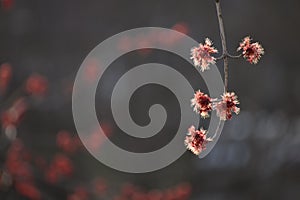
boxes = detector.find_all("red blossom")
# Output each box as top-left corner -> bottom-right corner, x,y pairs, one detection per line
83,59 -> 103,83
191,38 -> 218,71
67,186 -> 89,200
45,154 -> 74,184
56,130 -> 79,153
184,126 -> 212,155
0,63 -> 12,94
93,178 -> 107,196
174,183 -> 192,200
15,181 -> 41,200
53,154 -> 74,177
115,182 -> 191,200
147,190 -> 163,200
238,36 -> 264,64
25,74 -> 48,96
86,124 -> 112,151
5,139 -> 33,181
120,183 -> 137,197
191,90 -> 213,118
215,92 -> 240,120
5,140 -> 40,200
172,22 -> 189,35
1,0 -> 14,11
45,166 -> 59,184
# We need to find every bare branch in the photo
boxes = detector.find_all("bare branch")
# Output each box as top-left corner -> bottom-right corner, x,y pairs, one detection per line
215,0 -> 228,92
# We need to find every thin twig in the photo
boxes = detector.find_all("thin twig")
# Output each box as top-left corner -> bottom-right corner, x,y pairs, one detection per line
215,0 -> 228,92
216,55 -> 225,61
217,53 -> 241,61
228,53 -> 242,59
210,0 -> 228,141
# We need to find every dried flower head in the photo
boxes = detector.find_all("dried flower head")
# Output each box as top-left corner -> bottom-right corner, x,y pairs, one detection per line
191,38 -> 218,71
238,36 -> 264,64
215,92 -> 240,120
191,90 -> 213,118
184,126 -> 212,155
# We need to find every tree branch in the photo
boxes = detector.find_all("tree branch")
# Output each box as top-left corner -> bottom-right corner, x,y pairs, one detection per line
215,0 -> 229,92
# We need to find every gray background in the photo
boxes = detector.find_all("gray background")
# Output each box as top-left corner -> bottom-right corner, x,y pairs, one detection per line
0,0 -> 300,199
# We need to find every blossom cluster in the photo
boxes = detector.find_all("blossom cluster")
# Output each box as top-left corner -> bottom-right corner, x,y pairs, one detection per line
190,38 -> 218,72
191,90 -> 240,121
215,92 -> 240,120
238,36 -> 264,64
191,37 -> 264,72
185,90 -> 240,155
191,90 -> 213,118
186,36 -> 263,156
184,126 -> 212,155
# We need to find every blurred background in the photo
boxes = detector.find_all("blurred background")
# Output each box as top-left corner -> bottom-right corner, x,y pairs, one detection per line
0,0 -> 300,199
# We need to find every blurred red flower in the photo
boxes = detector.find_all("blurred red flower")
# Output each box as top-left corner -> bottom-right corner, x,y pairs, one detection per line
0,63 -> 12,94
25,74 -> 48,96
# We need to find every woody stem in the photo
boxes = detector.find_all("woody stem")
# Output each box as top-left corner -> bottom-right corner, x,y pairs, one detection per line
215,0 -> 228,92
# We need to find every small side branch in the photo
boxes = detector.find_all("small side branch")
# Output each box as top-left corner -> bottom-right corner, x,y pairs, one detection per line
216,53 -> 242,61
228,53 -> 242,59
